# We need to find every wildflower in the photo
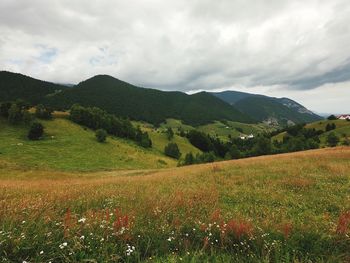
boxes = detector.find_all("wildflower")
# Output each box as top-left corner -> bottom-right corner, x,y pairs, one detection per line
126,244 -> 135,256
59,242 -> 68,249
22,221 -> 26,224
40,251 -> 44,255
80,235 -> 85,240
78,218 -> 86,223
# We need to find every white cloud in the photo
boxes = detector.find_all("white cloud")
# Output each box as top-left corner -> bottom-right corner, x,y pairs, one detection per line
0,0 -> 349,113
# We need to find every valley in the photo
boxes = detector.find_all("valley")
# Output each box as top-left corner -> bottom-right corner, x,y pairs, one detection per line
0,71 -> 349,262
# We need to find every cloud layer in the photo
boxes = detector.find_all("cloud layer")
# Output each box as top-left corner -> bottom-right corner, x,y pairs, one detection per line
1,0 -> 349,112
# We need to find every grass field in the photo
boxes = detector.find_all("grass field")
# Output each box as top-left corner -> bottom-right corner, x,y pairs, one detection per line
158,119 -> 271,141
1,147 -> 349,262
135,122 -> 202,157
197,121 -> 270,141
0,118 -> 176,171
306,120 -> 350,145
272,120 -> 350,144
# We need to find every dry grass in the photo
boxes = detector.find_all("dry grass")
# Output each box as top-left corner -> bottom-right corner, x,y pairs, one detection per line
1,147 -> 350,262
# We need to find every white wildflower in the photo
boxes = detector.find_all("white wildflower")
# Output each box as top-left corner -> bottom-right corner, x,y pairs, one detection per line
78,218 -> 86,223
59,242 -> 68,249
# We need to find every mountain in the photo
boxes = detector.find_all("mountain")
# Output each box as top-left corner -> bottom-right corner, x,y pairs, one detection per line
40,75 -> 255,125
213,91 -> 322,125
0,71 -> 67,104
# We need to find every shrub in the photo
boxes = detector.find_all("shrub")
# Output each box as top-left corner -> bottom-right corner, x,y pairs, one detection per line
325,123 -> 336,132
0,102 -> 12,118
164,143 -> 181,159
8,104 -> 23,124
183,152 -> 195,165
166,127 -> 174,140
327,132 -> 339,147
252,137 -> 271,156
187,130 -> 213,152
95,129 -> 107,143
136,129 -> 152,148
327,115 -> 337,120
342,137 -> 350,146
28,122 -> 44,140
35,104 -> 53,119
196,152 -> 215,163
22,110 -> 33,125
228,145 -> 241,159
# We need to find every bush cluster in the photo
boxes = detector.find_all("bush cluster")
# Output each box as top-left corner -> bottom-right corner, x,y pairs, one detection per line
70,104 -> 152,148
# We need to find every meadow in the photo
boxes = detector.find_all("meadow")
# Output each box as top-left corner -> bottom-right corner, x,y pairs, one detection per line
272,119 -> 350,145
0,117 -> 176,172
1,147 -> 349,262
159,119 -> 271,141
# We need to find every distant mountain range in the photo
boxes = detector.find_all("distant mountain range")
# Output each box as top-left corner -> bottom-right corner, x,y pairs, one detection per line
213,91 -> 322,126
0,71 -> 253,125
0,71 -> 322,126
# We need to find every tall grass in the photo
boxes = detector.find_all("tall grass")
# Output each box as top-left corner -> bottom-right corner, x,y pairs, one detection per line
1,147 -> 350,262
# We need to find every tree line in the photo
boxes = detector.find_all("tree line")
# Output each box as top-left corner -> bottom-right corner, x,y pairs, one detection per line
176,122 -> 347,165
69,104 -> 152,148
0,100 -> 47,140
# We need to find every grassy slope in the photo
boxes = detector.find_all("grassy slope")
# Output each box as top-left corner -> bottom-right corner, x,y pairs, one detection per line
1,147 -> 350,262
132,120 -> 202,156
0,118 -> 176,171
272,119 -> 350,144
147,129 -> 202,156
160,118 -> 271,141
197,121 -> 271,140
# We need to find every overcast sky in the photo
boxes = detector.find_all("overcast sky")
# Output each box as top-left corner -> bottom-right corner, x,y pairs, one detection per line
1,0 -> 349,113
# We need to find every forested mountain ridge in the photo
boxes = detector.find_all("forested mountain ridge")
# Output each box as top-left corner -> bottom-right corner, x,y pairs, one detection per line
213,90 -> 322,125
42,74 -> 255,125
0,71 -> 67,104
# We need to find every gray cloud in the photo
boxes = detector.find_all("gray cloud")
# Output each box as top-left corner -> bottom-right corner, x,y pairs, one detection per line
0,0 -> 349,112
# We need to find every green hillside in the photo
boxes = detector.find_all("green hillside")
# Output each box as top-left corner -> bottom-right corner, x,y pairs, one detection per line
158,118 -> 271,141
272,119 -> 350,145
43,75 -> 254,125
0,71 -> 67,104
306,119 -> 350,145
197,121 -> 271,140
305,119 -> 350,131
142,126 -> 202,156
0,117 -> 176,171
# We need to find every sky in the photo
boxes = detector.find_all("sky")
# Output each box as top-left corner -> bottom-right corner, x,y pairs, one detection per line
0,0 -> 349,114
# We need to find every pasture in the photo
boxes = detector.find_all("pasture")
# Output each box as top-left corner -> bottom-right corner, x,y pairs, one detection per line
1,147 -> 349,262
